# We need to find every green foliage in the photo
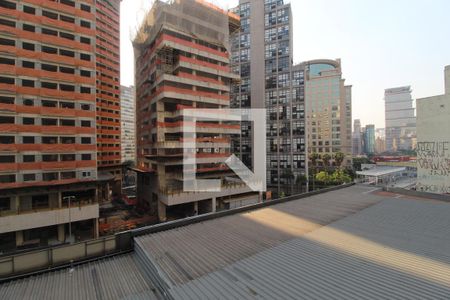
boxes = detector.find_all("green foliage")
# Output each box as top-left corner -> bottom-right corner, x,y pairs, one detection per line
310,152 -> 321,167
352,157 -> 371,171
322,153 -> 332,167
315,169 -> 352,185
333,152 -> 345,168
315,171 -> 331,183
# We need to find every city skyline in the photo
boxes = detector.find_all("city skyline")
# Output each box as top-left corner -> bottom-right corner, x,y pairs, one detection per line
120,0 -> 450,128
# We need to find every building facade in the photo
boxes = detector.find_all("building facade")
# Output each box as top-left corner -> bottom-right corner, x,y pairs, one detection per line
364,125 -> 375,154
352,119 -> 362,155
375,128 -> 386,154
384,86 -> 416,152
416,66 -> 450,194
120,85 -> 135,163
304,59 -> 353,166
0,0 -> 108,251
134,0 -> 259,221
230,0 -> 306,195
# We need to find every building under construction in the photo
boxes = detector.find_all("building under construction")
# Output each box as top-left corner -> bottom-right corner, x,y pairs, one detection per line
133,0 -> 260,221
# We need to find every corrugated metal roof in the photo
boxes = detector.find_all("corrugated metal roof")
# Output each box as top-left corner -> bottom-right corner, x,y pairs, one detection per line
0,254 -> 159,300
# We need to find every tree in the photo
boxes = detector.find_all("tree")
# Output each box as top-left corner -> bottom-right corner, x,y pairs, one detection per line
310,152 -> 320,169
331,170 -> 352,183
316,171 -> 331,183
322,153 -> 332,169
333,152 -> 345,168
295,174 -> 307,193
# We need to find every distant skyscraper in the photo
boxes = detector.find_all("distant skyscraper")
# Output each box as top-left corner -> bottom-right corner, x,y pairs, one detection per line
304,59 -> 353,166
353,119 -> 362,155
375,128 -> 386,154
120,86 -> 135,163
364,125 -> 375,154
384,86 -> 416,152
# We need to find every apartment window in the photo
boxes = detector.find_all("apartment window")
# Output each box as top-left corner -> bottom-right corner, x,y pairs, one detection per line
0,174 -> 15,183
61,171 -> 76,179
0,18 -> 15,28
80,37 -> 90,44
0,57 -> 14,65
41,64 -> 57,72
23,155 -> 35,162
23,117 -> 35,125
60,31 -> 74,40
80,53 -> 91,61
60,84 -> 75,92
23,99 -> 34,106
0,96 -> 14,104
41,82 -> 57,89
23,24 -> 35,32
81,104 -> 91,110
61,154 -> 75,161
42,172 -> 58,182
0,155 -> 15,163
23,6 -> 35,15
0,136 -> 14,144
0,76 -> 14,84
42,100 -> 57,107
60,14 -> 75,23
60,102 -> 74,109
81,137 -> 91,144
42,45 -> 57,54
80,86 -> 91,94
61,136 -> 75,144
42,118 -> 57,126
81,154 -> 92,160
80,70 -> 91,77
60,49 -> 75,57
0,0 -> 16,9
80,20 -> 91,28
0,38 -> 15,46
60,119 -> 75,126
80,4 -> 91,12
60,0 -> 75,7
22,136 -> 35,144
42,136 -> 57,144
0,197 -> 10,211
60,66 -> 74,74
23,174 -> 36,181
81,120 -> 91,127
22,61 -> 35,68
82,171 -> 91,177
42,28 -> 57,36
0,116 -> 13,124
42,10 -> 58,20
43,154 -> 58,162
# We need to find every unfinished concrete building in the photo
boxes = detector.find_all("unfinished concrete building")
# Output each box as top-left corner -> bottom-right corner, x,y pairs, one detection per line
133,0 -> 260,221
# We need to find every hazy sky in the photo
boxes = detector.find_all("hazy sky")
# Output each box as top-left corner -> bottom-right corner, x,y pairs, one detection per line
120,0 -> 450,129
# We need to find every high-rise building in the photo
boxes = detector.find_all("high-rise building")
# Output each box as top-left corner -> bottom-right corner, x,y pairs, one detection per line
0,0 -> 109,251
416,66 -> 450,194
230,0 -> 307,195
384,86 -> 416,152
120,85 -> 135,163
304,59 -> 353,166
95,0 -> 121,194
375,128 -> 386,154
364,125 -> 375,154
352,119 -> 362,155
133,0 -> 260,221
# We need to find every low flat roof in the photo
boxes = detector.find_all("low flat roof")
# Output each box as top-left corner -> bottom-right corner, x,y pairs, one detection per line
357,166 -> 406,177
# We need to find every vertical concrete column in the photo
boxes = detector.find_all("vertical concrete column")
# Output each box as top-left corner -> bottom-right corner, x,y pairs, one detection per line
93,218 -> 99,239
158,200 -> 167,222
445,65 -> 450,94
16,231 -> 24,247
211,197 -> 216,213
57,224 -> 65,242
193,201 -> 198,215
258,191 -> 263,203
57,191 -> 62,208
12,195 -> 19,213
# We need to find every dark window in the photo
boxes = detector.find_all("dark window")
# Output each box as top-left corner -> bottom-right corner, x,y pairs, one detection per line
80,53 -> 90,61
0,174 -> 15,183
42,28 -> 57,36
22,61 -> 35,68
0,38 -> 15,46
21,79 -> 35,87
0,155 -> 15,163
80,70 -> 91,77
42,136 -> 58,144
80,86 -> 91,94
0,96 -> 14,104
81,154 -> 92,160
0,18 -> 15,28
32,194 -> 49,209
60,31 -> 74,40
22,24 -> 35,32
22,117 -> 34,125
0,0 -> 16,9
23,6 -> 35,14
61,136 -> 75,144
0,136 -> 14,144
41,82 -> 57,89
61,171 -> 75,179
60,84 -> 75,92
80,4 -> 91,12
0,57 -> 15,65
60,0 -> 75,7
23,155 -> 35,162
42,118 -> 57,126
80,20 -> 90,28
81,120 -> 91,127
60,102 -> 74,109
0,116 -> 14,124
42,100 -> 57,107
42,10 -> 58,20
42,45 -> 57,54
22,136 -> 35,144
60,119 -> 75,126
0,76 -> 14,84
23,174 -> 36,181
61,154 -> 75,161
23,99 -> 34,106
80,37 -> 90,44
43,173 -> 58,182
0,197 -> 10,211
81,104 -> 91,110
60,49 -> 75,57
81,137 -> 91,144
43,154 -> 58,162
60,14 -> 74,23
41,64 -> 57,72
60,66 -> 74,74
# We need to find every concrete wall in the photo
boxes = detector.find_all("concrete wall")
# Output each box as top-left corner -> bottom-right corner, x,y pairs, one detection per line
445,65 -> 450,94
416,93 -> 450,193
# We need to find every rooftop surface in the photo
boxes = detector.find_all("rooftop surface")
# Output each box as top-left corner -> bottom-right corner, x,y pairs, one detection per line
2,185 -> 450,299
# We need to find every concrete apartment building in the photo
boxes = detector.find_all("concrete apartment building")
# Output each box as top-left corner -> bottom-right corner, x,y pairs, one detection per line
0,0 -> 113,251
95,0 -> 121,194
304,59 -> 353,166
416,65 -> 450,194
384,86 -> 416,152
133,0 -> 259,221
352,119 -> 362,155
230,0 -> 307,195
120,85 -> 135,163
